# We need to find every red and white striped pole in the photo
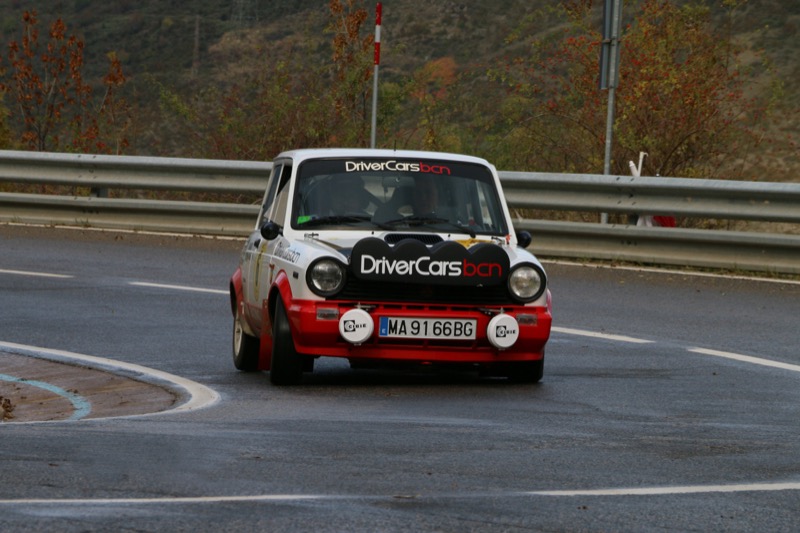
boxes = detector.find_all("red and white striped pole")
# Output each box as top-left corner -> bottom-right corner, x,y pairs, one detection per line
370,2 -> 382,148
374,2 -> 382,66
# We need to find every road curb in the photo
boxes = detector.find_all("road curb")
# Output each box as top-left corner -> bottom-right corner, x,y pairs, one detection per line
0,343 -> 220,423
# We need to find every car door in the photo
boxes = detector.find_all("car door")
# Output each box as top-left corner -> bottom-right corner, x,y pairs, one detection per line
243,162 -> 294,331
242,162 -> 283,327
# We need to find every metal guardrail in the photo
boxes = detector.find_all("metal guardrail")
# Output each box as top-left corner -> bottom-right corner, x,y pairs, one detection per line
0,150 -> 268,235
502,172 -> 800,274
501,172 -> 800,222
1,150 -> 799,274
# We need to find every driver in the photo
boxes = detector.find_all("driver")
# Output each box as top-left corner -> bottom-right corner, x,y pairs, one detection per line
411,175 -> 438,216
329,175 -> 369,216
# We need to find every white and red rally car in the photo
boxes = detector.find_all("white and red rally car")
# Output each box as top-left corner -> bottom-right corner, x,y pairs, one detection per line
229,148 -> 552,385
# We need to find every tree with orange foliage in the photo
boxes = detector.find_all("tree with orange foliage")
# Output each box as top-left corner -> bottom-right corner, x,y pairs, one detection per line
158,0 -> 378,159
409,57 -> 459,150
0,11 -> 130,154
327,0 -> 374,146
73,52 -> 132,155
0,93 -> 12,149
490,0 -> 773,178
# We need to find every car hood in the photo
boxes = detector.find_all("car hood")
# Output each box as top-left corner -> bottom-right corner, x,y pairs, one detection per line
299,231 -> 542,270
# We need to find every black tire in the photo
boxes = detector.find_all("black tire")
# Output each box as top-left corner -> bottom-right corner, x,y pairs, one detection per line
232,309 -> 260,371
507,358 -> 544,383
269,298 -> 305,385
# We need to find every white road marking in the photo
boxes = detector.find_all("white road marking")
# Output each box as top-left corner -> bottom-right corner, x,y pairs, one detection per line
689,347 -> 800,374
0,269 -> 224,294
129,281 -> 227,295
0,268 -> 73,279
551,326 -> 653,344
0,494 -> 336,505
542,259 -> 800,286
3,325 -> 798,502
2,481 -> 800,505
525,481 -> 800,497
555,328 -> 800,375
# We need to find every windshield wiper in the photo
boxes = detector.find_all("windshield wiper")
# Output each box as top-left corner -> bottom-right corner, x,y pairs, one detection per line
382,215 -> 476,238
297,215 -> 372,227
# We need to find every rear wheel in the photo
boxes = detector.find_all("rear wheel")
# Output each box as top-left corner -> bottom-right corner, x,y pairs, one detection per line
232,310 -> 259,371
270,298 -> 305,385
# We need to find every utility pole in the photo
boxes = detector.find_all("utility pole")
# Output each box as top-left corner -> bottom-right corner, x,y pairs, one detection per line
191,14 -> 200,78
600,0 -> 622,224
232,0 -> 256,28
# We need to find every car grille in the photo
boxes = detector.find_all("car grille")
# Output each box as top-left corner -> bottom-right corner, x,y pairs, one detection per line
334,277 -> 515,305
383,233 -> 443,245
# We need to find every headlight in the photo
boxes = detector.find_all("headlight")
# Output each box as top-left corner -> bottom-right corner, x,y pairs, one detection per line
507,264 -> 546,303
306,258 -> 346,297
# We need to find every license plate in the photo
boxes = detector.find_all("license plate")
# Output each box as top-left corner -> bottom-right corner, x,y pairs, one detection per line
378,317 -> 476,340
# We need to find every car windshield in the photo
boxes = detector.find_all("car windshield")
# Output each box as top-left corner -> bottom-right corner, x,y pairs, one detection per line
291,158 -> 509,236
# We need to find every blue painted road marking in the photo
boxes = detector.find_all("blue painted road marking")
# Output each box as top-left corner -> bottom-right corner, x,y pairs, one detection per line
0,373 -> 92,420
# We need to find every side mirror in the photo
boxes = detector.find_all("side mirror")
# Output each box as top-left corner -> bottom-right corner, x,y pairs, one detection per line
260,221 -> 282,241
516,230 -> 532,248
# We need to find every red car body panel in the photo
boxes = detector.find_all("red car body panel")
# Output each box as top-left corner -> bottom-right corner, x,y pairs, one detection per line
232,267 -> 551,371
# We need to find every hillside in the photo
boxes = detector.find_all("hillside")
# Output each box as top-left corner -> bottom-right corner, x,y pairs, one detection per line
0,1 -> 554,87
0,0 -> 797,175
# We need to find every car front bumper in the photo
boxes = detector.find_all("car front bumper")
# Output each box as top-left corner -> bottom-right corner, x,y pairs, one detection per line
284,299 -> 551,363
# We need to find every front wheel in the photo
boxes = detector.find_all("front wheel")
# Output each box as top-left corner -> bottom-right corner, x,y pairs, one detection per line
485,357 -> 544,383
232,309 -> 259,371
270,298 -> 305,385
506,358 -> 544,384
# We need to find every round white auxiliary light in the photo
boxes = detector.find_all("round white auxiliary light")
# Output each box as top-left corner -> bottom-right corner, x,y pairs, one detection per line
339,308 -> 374,345
487,314 -> 520,349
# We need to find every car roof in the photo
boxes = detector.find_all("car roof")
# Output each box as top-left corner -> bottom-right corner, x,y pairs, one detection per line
273,148 -> 492,167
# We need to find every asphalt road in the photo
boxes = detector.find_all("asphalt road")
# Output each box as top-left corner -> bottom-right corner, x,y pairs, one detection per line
1,224 -> 799,532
